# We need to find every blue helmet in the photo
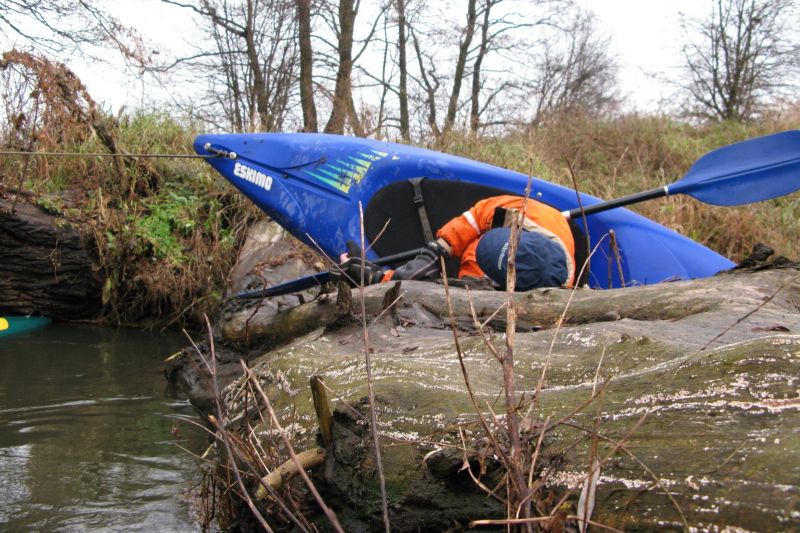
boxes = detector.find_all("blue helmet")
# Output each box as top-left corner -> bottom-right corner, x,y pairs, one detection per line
475,227 -> 568,290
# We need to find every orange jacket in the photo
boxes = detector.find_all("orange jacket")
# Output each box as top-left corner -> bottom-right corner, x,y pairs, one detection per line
436,195 -> 576,286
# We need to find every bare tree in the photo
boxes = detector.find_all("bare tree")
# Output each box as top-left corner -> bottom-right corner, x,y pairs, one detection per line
530,11 -> 618,124
396,0 -> 411,141
297,0 -> 318,132
162,0 -> 299,132
468,0 -> 537,133
409,23 -> 441,138
403,1 -> 616,137
680,0 -> 800,121
322,0 -> 354,135
350,0 -> 418,140
365,12 -> 396,138
314,0 -> 390,136
322,0 -> 361,135
0,1 -> 148,62
469,0 -> 494,133
442,0 -> 478,135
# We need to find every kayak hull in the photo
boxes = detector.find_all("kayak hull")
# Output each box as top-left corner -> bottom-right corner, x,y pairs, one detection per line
0,316 -> 52,339
194,133 -> 734,289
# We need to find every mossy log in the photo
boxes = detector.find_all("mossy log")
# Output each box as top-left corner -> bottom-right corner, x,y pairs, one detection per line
0,198 -> 102,318
223,262 -> 800,349
183,262 -> 800,531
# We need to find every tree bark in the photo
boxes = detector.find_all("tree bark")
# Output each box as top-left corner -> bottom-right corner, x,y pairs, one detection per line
169,224 -> 800,531
221,267 -> 800,346
324,0 -> 358,135
243,0 -> 271,131
0,198 -> 103,318
410,27 -> 440,138
469,0 -> 493,133
396,0 -> 410,141
296,0 -> 318,132
443,0 -> 477,135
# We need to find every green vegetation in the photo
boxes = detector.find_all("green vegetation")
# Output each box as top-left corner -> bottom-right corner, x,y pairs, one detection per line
1,110 -> 257,326
2,106 -> 798,327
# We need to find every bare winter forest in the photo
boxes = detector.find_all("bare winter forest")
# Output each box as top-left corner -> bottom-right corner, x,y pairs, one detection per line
3,0 -> 799,139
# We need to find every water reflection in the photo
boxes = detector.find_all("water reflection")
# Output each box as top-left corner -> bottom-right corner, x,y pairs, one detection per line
0,324 -> 204,532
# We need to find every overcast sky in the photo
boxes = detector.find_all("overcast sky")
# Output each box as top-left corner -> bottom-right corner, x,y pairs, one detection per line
53,1 -> 712,115
577,0 -> 708,110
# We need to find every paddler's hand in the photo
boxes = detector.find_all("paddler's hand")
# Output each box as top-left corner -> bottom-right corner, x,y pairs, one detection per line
392,239 -> 449,281
336,255 -> 387,287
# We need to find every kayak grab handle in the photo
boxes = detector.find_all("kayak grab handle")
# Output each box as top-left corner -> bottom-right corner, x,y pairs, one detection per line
203,143 -> 238,160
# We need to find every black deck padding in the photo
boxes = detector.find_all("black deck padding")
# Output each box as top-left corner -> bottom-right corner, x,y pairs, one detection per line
365,178 -> 589,282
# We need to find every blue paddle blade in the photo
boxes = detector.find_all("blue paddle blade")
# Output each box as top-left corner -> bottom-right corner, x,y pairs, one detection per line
670,130 -> 800,206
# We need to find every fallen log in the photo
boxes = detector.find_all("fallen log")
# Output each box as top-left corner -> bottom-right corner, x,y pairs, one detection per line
183,262 -> 800,531
0,198 -> 103,318
222,262 -> 800,349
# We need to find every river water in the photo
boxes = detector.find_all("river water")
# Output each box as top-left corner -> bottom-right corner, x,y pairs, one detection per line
0,323 -> 206,532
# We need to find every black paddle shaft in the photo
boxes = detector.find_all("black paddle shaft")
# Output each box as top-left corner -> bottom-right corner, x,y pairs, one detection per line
234,246 -> 424,300
565,186 -> 668,220
371,247 -> 424,265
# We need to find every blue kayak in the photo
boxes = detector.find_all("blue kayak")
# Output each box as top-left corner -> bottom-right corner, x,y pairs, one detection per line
0,316 -> 52,339
194,133 -> 734,289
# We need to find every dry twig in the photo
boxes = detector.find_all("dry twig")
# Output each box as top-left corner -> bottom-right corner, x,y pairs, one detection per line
241,360 -> 345,533
356,201 -> 391,533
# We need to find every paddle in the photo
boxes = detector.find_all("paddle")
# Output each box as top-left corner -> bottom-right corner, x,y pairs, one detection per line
238,129 -> 800,299
235,247 -> 422,299
564,129 -> 800,219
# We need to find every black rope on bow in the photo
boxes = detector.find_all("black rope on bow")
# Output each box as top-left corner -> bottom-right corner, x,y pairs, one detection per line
0,150 -> 221,159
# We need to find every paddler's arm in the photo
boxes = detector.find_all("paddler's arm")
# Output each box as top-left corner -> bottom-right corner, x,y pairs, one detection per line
434,196 -> 516,256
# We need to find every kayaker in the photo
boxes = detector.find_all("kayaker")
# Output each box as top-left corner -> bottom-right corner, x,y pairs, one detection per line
340,195 -> 576,290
